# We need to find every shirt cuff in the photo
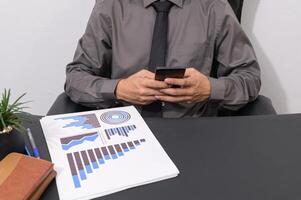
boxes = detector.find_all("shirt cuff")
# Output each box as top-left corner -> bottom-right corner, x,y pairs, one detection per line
98,79 -> 121,101
208,77 -> 226,100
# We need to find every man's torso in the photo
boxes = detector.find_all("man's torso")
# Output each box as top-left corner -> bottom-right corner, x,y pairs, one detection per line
101,0 -> 228,117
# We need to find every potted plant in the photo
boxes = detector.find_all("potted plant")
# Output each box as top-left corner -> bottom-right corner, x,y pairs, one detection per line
0,89 -> 29,160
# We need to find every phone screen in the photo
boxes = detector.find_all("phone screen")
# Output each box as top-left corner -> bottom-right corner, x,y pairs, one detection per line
155,67 -> 186,81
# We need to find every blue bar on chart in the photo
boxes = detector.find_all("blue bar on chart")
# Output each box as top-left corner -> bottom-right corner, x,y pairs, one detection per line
121,127 -> 128,137
67,153 -> 81,188
66,138 -> 146,189
87,149 -> 99,169
121,143 -> 129,152
108,145 -> 118,159
81,151 -> 93,174
105,130 -> 111,140
127,141 -> 135,150
134,140 -> 140,146
114,144 -> 124,156
113,128 -> 120,136
104,125 -> 137,140
109,129 -> 113,136
94,148 -> 105,165
101,147 -> 111,160
74,152 -> 86,180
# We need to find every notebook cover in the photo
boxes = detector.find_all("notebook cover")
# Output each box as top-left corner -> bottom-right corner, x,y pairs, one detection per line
29,170 -> 57,200
0,153 -> 54,200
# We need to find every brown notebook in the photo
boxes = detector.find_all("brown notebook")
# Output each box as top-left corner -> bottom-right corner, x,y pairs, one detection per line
0,153 -> 56,200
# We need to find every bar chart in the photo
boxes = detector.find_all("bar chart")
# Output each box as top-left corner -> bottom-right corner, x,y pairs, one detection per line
66,139 -> 146,188
104,125 -> 136,140
55,114 -> 101,129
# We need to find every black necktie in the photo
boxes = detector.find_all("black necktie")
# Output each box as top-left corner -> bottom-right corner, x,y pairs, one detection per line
141,0 -> 174,117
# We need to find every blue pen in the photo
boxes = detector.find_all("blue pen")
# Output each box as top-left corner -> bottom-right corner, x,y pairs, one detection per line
27,128 -> 40,159
24,145 -> 31,156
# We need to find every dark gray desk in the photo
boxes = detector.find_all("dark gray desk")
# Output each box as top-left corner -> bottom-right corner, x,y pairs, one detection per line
26,114 -> 301,200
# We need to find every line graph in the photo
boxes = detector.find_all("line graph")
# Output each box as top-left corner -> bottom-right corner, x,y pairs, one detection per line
60,132 -> 99,151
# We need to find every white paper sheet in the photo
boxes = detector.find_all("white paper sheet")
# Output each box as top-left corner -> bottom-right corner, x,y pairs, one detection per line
40,106 -> 179,200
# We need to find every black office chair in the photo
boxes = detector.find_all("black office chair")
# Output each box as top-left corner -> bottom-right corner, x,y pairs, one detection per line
47,0 -> 276,116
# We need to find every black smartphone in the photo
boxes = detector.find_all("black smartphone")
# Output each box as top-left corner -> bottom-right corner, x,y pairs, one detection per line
155,66 -> 186,81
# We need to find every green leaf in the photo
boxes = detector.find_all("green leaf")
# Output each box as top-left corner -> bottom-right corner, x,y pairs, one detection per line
0,113 -> 7,130
11,92 -> 26,106
0,89 -> 30,132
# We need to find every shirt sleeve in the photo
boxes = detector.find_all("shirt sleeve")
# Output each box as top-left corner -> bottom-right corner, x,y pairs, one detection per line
208,1 -> 261,111
65,0 -> 120,108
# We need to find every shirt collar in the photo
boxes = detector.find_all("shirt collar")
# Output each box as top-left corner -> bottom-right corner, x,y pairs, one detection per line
143,0 -> 183,8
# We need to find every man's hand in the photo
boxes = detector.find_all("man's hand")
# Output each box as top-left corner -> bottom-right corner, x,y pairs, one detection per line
156,68 -> 211,103
115,69 -> 169,105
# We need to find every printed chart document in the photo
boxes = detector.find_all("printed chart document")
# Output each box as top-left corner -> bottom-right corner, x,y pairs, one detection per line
40,106 -> 179,200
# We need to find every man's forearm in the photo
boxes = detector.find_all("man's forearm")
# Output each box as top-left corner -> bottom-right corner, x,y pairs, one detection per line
65,65 -> 120,108
209,61 -> 261,111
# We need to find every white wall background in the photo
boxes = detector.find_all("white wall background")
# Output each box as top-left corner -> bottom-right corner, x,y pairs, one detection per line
0,0 -> 300,115
242,0 -> 301,114
0,0 -> 95,115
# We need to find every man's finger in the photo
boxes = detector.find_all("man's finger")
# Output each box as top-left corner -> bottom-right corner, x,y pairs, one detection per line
159,88 -> 189,96
155,95 -> 191,103
164,77 -> 194,87
164,78 -> 187,86
143,79 -> 170,89
137,69 -> 155,79
140,88 -> 164,96
131,95 -> 157,105
184,67 -> 195,77
138,95 -> 157,103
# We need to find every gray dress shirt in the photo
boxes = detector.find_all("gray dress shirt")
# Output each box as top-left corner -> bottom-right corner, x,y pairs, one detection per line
65,0 -> 261,118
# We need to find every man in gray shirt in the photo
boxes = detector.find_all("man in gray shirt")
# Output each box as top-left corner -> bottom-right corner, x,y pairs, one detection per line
65,0 -> 261,118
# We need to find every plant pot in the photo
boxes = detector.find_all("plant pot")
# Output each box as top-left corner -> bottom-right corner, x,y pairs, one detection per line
0,128 -> 25,160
